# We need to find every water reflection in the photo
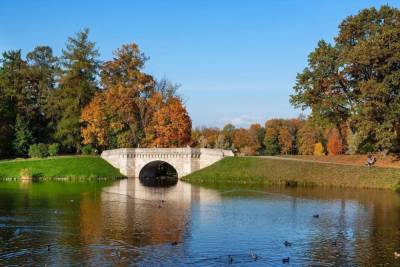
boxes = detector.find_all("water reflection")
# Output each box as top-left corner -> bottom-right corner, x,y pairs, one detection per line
1,180 -> 400,265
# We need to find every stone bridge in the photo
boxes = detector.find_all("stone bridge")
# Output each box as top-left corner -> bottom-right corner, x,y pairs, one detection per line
101,148 -> 234,178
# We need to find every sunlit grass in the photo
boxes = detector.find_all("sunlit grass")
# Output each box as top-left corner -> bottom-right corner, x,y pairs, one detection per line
0,156 -> 123,180
182,157 -> 400,190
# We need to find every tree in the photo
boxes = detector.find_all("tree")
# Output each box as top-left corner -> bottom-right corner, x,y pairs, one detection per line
150,96 -> 192,147
278,127 -> 292,155
55,29 -> 100,152
327,128 -> 343,155
233,128 -> 256,155
13,115 -> 35,156
314,142 -> 325,156
291,6 -> 400,153
248,123 -> 263,154
26,46 -> 59,143
264,127 -> 280,155
0,50 -> 30,157
80,93 -> 108,148
297,121 -> 320,155
80,43 -> 190,150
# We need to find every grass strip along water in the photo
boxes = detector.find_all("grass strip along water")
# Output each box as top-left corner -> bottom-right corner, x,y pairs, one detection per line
0,156 -> 123,180
182,157 -> 400,191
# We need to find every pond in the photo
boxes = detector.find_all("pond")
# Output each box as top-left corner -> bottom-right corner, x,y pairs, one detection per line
1,179 -> 400,266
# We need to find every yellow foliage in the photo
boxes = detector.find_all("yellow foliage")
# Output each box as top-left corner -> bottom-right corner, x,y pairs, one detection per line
313,142 -> 325,156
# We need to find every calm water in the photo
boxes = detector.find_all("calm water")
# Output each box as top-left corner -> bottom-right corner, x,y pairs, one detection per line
1,179 -> 400,266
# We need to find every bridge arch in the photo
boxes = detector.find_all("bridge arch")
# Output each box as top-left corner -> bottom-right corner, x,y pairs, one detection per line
138,160 -> 179,186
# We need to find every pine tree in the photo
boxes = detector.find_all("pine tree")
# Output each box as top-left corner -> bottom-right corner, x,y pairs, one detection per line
55,29 -> 100,152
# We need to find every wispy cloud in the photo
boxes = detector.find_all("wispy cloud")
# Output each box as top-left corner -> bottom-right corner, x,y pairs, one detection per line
218,114 -> 264,128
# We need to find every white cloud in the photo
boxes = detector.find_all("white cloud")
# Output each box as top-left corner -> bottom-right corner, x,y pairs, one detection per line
218,114 -> 264,128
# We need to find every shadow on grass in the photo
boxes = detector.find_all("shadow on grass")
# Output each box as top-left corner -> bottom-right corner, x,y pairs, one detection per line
32,172 -> 44,181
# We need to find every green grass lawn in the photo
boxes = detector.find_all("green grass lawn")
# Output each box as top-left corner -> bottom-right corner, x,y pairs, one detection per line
0,156 -> 123,179
182,157 -> 400,190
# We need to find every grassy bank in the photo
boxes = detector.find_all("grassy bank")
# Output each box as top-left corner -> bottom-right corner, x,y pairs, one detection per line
0,156 -> 123,180
182,157 -> 400,190
282,154 -> 400,169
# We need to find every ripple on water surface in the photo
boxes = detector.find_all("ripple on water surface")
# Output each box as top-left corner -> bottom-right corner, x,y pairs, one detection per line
0,179 -> 400,266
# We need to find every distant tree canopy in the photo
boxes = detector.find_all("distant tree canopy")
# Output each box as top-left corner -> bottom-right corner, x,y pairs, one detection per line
291,5 -> 400,154
0,29 -> 191,158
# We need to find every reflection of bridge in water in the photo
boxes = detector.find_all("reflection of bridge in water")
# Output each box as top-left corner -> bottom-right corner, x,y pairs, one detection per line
101,148 -> 234,178
79,179 -> 221,250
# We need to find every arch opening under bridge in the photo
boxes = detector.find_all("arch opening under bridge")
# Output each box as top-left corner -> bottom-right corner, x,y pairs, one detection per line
139,160 -> 178,187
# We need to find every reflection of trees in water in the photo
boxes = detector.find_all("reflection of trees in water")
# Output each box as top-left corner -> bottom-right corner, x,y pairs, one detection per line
275,187 -> 400,266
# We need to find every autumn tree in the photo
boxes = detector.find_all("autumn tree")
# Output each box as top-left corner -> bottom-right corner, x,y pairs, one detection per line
314,142 -> 325,156
297,121 -> 321,155
149,96 -> 192,147
233,128 -> 257,155
327,128 -> 343,155
278,127 -> 292,155
81,43 -> 190,149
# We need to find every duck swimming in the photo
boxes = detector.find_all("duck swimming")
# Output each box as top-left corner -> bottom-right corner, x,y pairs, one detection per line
284,240 -> 292,247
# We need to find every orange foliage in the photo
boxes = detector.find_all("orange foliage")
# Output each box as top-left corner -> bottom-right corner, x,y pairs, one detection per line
81,43 -> 192,149
278,127 -> 292,154
81,94 -> 108,147
248,123 -> 262,148
327,128 -> 343,155
232,128 -> 258,155
150,97 -> 192,148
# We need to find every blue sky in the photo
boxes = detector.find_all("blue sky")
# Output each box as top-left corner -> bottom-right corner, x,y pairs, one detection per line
1,0 -> 399,128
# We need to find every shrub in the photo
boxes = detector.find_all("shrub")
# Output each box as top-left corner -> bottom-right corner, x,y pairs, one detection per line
28,143 -> 48,158
48,143 -> 60,157
314,142 -> 325,156
19,168 -> 33,180
81,145 -> 96,155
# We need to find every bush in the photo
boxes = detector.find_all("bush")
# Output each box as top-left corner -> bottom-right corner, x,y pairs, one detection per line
314,142 -> 325,156
81,145 -> 96,155
28,143 -> 48,158
48,143 -> 60,157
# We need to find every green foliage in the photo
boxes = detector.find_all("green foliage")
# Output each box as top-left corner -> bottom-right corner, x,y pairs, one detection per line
81,145 -> 96,155
264,127 -> 280,156
48,143 -> 60,157
28,143 -> 48,158
54,29 -> 99,152
347,130 -> 361,155
264,140 -> 280,156
13,115 -> 35,156
291,5 -> 400,153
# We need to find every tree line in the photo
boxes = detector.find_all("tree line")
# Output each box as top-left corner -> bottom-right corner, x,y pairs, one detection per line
191,118 -> 343,156
0,29 -> 191,158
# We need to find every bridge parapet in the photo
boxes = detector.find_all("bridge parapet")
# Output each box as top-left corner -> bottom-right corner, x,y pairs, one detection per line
101,147 -> 233,178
